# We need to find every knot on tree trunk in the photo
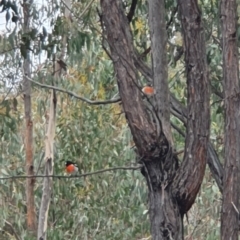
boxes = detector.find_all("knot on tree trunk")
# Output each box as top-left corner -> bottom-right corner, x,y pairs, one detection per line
140,145 -> 179,192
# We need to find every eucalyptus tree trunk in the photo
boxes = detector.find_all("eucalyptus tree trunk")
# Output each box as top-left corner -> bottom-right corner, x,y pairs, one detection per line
37,1 -> 70,239
100,0 -> 210,239
220,0 -> 240,238
23,0 -> 36,232
37,89 -> 56,240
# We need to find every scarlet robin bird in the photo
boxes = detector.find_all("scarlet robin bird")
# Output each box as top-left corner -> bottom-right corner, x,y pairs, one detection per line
142,86 -> 155,96
65,161 -> 78,174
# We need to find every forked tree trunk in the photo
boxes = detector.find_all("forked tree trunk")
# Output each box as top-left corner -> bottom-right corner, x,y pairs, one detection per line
220,0 -> 240,238
147,0 -> 182,238
100,0 -> 210,239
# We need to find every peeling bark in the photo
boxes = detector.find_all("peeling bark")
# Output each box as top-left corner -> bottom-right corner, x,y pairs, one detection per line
37,90 -> 56,240
220,0 -> 240,238
37,2 -> 70,238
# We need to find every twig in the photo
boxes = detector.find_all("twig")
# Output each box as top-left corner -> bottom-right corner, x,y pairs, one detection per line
211,83 -> 223,99
25,75 -> 121,105
138,5 -> 178,59
78,0 -> 95,19
231,201 -> 239,215
4,220 -> 22,240
0,46 -> 19,55
0,165 -> 141,180
175,149 -> 184,155
140,47 -> 151,58
127,0 -> 138,22
60,0 -> 95,20
92,222 -> 100,238
171,122 -> 185,137
166,5 -> 178,30
138,236 -> 151,240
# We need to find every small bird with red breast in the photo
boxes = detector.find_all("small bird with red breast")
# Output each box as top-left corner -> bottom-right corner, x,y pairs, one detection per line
65,161 -> 78,174
142,86 -> 155,96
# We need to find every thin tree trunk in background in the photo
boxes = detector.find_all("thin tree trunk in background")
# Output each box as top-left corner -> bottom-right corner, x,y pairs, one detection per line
220,0 -> 240,239
148,0 -> 172,145
37,1 -> 70,239
37,89 -> 56,240
23,0 -> 36,232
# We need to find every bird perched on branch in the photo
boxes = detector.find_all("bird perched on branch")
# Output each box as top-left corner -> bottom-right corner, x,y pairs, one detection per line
142,86 -> 155,96
65,161 -> 78,174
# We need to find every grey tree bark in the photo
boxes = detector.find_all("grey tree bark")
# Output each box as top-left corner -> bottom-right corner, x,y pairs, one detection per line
220,0 -> 240,239
100,0 -> 210,239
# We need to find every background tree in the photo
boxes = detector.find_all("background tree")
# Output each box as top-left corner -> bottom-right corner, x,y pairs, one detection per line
220,0 -> 239,239
22,0 -> 36,232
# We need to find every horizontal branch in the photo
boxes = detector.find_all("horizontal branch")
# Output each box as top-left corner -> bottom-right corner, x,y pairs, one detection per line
0,165 -> 141,180
26,75 -> 121,105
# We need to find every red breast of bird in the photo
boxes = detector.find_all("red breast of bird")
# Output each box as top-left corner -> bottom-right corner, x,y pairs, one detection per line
142,86 -> 155,96
65,161 -> 78,174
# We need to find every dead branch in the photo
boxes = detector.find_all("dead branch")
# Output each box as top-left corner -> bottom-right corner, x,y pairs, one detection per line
0,165 -> 141,180
26,76 -> 121,105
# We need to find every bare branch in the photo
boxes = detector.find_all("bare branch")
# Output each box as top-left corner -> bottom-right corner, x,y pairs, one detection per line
139,47 -> 151,58
25,76 -> 121,105
133,51 -> 153,83
78,0 -> 95,19
166,5 -> 178,30
127,0 -> 138,22
60,0 -> 95,20
211,83 -> 224,99
0,165 -> 141,180
208,144 -> 223,192
0,46 -> 19,55
4,220 -> 22,240
171,122 -> 185,137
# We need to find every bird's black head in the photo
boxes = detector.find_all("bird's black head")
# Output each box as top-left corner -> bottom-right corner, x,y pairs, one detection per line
65,161 -> 74,166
